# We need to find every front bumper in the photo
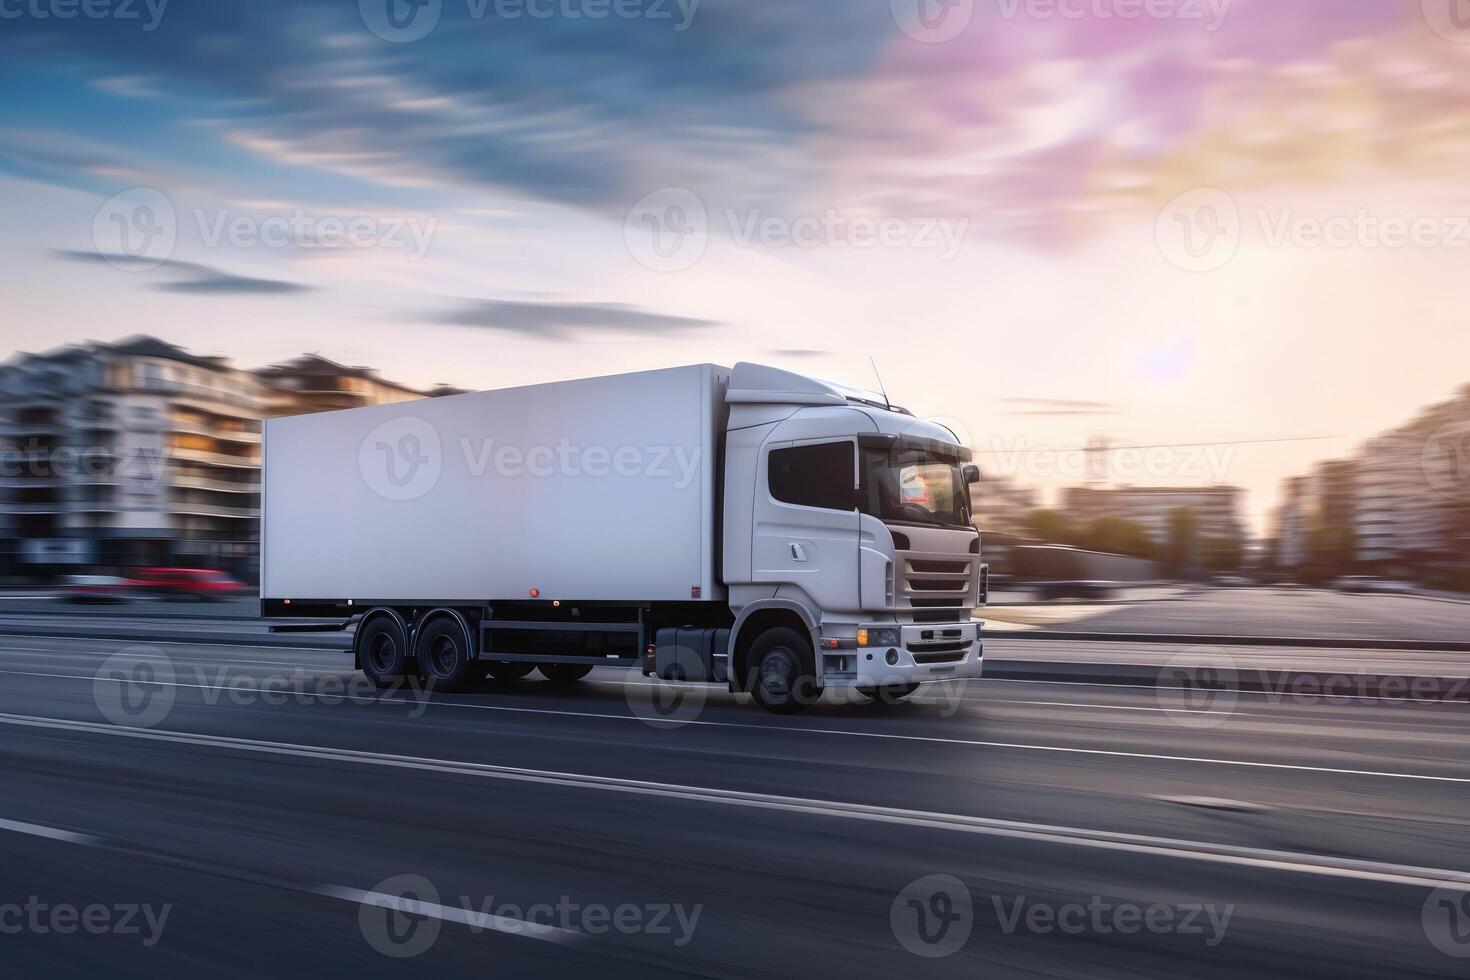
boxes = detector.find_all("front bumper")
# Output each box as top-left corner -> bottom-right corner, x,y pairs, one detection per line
820,621 -> 983,688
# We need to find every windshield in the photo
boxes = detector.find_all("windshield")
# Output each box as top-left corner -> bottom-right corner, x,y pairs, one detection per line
859,448 -> 971,529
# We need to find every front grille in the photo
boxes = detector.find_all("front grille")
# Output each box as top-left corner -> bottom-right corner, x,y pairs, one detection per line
909,559 -> 970,575
911,640 -> 969,655
913,650 -> 968,665
893,545 -> 977,623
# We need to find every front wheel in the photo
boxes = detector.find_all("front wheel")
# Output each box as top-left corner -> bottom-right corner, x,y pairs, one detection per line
746,627 -> 819,714
538,663 -> 594,686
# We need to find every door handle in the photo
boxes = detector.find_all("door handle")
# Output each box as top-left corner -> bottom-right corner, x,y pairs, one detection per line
790,543 -> 808,562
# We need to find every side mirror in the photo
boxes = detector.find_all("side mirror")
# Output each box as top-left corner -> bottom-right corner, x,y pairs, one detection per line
963,464 -> 981,485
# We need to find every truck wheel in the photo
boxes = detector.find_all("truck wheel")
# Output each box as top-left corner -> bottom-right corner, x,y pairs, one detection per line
359,616 -> 410,688
485,662 -> 535,683
417,618 -> 473,692
746,627 -> 819,714
538,664 -> 593,686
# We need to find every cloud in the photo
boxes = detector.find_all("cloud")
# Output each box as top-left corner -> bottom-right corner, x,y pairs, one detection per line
54,250 -> 312,295
999,397 -> 1118,410
432,299 -> 720,341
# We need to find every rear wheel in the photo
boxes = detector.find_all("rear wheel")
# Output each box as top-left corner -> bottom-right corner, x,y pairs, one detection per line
746,627 -> 819,714
416,617 -> 473,692
359,615 -> 410,689
538,663 -> 594,686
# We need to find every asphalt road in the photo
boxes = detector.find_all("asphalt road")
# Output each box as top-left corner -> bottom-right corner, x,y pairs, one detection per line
0,626 -> 1467,977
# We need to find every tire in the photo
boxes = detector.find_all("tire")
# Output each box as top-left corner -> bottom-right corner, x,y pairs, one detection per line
485,661 -> 535,683
860,682 -> 920,704
746,627 -> 819,714
416,616 -> 473,692
538,663 -> 594,686
359,615 -> 410,689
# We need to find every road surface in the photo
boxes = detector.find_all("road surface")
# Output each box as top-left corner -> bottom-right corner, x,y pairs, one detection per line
0,626 -> 1466,977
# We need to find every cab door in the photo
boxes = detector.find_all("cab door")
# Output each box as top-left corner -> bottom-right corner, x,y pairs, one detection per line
750,438 -> 861,616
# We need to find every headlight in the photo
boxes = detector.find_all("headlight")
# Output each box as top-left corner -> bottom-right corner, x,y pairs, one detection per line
857,627 -> 901,647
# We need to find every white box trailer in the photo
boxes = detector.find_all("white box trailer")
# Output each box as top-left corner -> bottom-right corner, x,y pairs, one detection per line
263,361 -> 986,713
262,364 -> 727,605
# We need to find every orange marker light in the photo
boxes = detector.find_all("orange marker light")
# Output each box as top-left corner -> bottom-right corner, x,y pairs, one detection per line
529,588 -> 540,598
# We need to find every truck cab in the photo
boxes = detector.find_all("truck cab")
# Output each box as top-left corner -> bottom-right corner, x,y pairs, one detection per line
719,364 -> 986,710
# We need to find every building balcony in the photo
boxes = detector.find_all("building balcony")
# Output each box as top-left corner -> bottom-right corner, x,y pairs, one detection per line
170,421 -> 262,444
171,473 -> 260,494
168,447 -> 261,470
168,500 -> 259,519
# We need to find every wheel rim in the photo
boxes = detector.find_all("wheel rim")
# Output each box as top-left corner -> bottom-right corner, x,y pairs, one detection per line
427,635 -> 458,676
758,647 -> 799,700
367,633 -> 397,673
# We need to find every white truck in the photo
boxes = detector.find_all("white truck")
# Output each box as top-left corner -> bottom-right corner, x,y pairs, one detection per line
261,362 -> 987,713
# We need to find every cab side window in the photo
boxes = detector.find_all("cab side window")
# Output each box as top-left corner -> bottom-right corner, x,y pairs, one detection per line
768,442 -> 854,511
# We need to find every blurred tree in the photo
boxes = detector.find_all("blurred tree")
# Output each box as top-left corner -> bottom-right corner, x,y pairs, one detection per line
1303,525 -> 1356,583
1163,507 -> 1199,579
1202,536 -> 1244,574
1023,509 -> 1075,545
1081,517 -> 1156,559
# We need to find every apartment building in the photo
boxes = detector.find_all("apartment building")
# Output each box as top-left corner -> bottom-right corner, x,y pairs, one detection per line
1060,485 -> 1245,544
256,354 -> 428,416
0,337 -> 436,582
0,337 -> 266,575
1275,384 -> 1470,572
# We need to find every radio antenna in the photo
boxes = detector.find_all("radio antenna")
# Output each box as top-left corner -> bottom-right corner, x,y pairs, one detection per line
869,357 -> 892,411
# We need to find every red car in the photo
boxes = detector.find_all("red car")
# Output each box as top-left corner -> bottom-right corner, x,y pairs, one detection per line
125,568 -> 248,601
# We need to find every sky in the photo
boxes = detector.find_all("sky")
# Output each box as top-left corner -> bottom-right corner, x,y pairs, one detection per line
2,0 -> 1469,534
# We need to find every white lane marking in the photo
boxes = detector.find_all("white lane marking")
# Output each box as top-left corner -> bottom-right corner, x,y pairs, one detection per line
3,667 -> 1467,783
314,885 -> 582,944
1,711 -> 1467,893
0,816 -> 101,846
